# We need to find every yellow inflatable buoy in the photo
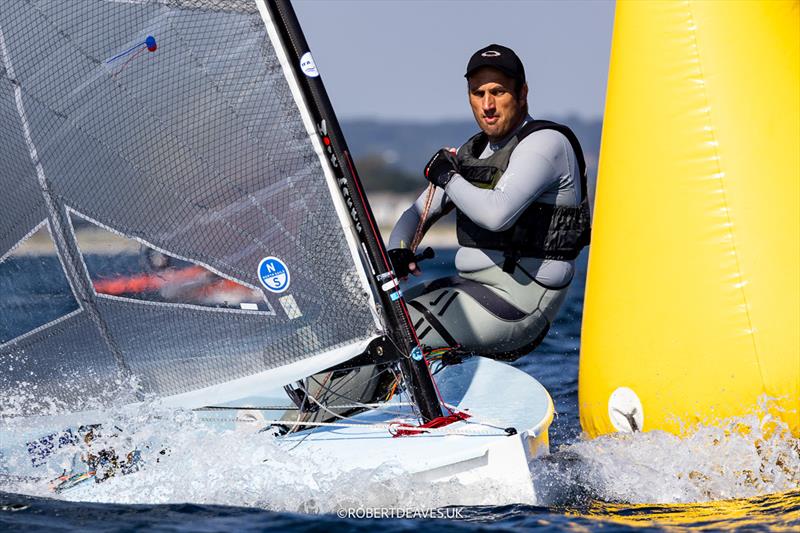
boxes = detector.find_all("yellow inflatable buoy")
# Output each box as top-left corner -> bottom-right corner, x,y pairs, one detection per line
579,1 -> 800,437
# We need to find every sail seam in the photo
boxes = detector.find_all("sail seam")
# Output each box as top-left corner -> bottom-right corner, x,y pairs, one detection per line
0,309 -> 83,351
0,220 -> 47,264
95,292 -> 272,315
0,23 -> 134,378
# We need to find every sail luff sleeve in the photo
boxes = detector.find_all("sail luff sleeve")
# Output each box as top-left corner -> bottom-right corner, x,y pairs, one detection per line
254,1 -> 382,334
261,0 -> 443,421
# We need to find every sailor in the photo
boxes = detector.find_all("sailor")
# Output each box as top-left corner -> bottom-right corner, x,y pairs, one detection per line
387,44 -> 590,360
280,45 -> 590,431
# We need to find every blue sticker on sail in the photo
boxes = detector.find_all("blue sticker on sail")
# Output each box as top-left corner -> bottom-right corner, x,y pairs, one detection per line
258,257 -> 290,293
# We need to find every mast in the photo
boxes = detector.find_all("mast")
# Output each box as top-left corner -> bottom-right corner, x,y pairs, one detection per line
262,0 -> 443,421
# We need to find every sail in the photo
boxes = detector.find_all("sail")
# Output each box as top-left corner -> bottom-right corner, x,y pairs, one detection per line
0,0 -> 387,414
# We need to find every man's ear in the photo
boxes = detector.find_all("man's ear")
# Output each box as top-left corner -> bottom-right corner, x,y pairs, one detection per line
519,82 -> 529,102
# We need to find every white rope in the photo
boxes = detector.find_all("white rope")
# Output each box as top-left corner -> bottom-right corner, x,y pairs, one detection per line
199,404 -> 522,437
196,402 -> 417,411
256,418 -> 513,437
441,403 -> 515,432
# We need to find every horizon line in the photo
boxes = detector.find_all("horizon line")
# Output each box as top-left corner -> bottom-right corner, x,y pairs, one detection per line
338,113 -> 604,125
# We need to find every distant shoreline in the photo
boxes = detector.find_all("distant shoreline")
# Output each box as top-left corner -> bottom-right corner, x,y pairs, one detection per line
10,192 -> 446,255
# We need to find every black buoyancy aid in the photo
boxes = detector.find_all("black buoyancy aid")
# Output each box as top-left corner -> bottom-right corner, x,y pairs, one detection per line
455,119 -> 591,270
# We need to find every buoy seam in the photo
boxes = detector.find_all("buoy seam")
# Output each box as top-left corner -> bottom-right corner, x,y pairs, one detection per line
685,1 -> 765,389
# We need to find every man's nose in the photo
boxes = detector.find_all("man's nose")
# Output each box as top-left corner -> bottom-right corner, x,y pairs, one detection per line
482,94 -> 495,112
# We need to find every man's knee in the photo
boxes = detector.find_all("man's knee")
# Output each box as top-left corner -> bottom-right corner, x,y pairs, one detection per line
404,273 -> 569,361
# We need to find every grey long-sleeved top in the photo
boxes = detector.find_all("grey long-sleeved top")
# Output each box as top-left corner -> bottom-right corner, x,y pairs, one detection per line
388,116 -> 582,288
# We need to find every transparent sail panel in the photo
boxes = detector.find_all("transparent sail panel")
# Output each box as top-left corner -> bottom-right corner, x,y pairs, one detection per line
0,223 -> 79,345
0,1 -> 382,413
70,211 -> 270,312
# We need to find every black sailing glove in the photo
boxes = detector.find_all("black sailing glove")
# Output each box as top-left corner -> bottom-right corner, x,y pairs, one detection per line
424,148 -> 460,189
388,248 -> 416,278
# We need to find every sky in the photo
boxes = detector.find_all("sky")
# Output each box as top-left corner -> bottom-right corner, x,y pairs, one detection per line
293,0 -> 616,122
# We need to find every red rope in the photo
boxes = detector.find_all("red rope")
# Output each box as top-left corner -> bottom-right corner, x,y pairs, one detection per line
410,183 -> 435,253
389,410 -> 470,437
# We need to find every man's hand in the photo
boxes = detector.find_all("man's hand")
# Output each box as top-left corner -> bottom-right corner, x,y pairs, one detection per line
388,248 -> 421,279
424,148 -> 459,189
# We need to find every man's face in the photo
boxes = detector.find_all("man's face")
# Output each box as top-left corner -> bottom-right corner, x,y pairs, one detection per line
467,67 -> 528,142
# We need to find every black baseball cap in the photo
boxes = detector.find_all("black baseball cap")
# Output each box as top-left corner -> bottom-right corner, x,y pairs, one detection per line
464,44 -> 526,84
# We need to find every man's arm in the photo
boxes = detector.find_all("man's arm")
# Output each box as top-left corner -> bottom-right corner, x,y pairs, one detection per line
444,131 -> 573,231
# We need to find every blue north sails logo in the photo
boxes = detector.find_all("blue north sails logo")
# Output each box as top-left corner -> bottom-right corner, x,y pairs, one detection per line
258,257 -> 290,293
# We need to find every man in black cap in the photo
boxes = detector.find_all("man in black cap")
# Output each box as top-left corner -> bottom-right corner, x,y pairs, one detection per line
283,45 -> 590,431
387,44 -> 591,359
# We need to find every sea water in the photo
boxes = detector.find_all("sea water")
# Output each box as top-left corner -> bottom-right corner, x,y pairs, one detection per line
1,249 -> 798,531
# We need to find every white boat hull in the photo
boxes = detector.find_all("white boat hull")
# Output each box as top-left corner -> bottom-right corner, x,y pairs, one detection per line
1,357 -> 553,505
233,356 -> 553,505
